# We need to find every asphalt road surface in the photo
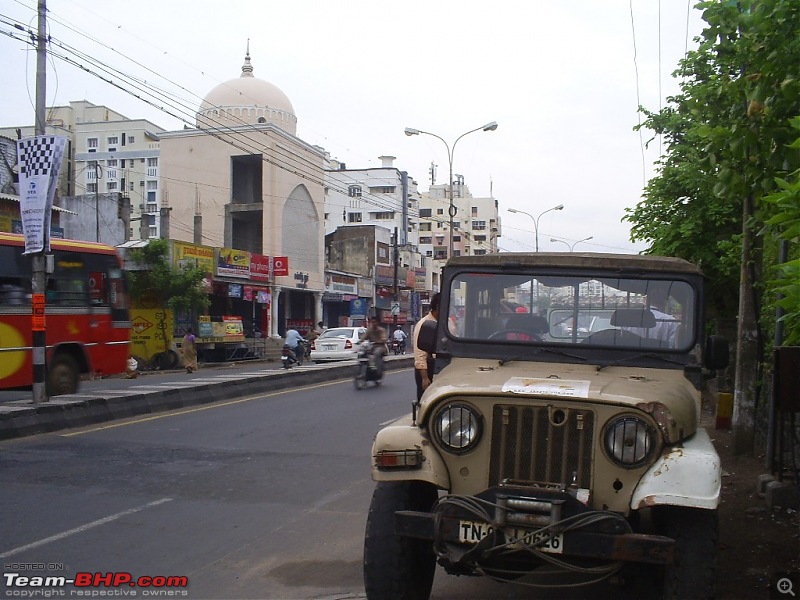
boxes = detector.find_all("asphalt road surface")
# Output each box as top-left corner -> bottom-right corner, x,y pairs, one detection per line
1,368 -> 653,599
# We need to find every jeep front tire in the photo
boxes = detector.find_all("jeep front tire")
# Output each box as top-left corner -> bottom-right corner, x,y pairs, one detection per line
363,480 -> 438,600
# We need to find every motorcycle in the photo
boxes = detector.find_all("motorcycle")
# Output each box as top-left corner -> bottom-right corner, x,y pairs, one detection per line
354,341 -> 384,389
389,337 -> 406,355
281,341 -> 305,369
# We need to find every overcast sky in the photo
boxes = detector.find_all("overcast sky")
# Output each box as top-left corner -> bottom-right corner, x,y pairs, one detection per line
2,0 -> 705,254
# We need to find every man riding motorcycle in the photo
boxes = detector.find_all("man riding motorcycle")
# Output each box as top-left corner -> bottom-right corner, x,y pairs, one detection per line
360,317 -> 388,375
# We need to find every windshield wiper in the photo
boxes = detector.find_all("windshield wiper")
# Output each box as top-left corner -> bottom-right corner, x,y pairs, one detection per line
596,352 -> 685,372
499,347 -> 588,366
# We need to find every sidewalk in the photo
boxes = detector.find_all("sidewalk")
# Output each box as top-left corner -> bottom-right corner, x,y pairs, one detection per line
0,356 -> 414,440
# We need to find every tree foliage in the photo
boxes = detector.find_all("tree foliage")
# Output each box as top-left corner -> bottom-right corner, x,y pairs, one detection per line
127,239 -> 210,315
625,0 -> 800,333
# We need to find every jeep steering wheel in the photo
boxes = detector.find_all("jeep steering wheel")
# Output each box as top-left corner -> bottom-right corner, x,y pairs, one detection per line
487,329 -> 542,342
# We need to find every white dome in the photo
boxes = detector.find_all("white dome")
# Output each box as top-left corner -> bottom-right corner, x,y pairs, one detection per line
197,50 -> 297,135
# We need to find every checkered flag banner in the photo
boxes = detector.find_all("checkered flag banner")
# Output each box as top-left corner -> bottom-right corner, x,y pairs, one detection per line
17,135 -> 68,254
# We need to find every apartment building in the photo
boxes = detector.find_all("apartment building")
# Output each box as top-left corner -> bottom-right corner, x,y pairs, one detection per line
0,100 -> 165,241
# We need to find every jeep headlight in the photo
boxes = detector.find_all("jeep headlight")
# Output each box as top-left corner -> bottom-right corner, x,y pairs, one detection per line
603,415 -> 657,468
432,403 -> 482,454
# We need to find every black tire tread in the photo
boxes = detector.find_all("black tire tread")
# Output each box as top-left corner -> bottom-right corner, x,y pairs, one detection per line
364,481 -> 438,600
657,506 -> 718,600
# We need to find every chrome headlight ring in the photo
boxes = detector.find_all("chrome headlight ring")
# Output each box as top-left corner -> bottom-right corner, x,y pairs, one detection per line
602,414 -> 659,468
432,402 -> 483,455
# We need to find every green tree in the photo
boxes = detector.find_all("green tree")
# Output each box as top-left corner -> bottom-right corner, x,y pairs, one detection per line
127,238 -> 210,318
625,0 -> 800,454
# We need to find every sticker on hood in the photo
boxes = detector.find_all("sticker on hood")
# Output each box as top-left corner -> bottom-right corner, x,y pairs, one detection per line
502,377 -> 590,398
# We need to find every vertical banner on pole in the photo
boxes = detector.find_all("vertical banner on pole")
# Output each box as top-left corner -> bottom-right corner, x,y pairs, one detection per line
16,135 -> 68,254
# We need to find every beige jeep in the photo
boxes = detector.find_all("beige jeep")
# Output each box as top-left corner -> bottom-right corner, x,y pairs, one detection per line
364,253 -> 729,600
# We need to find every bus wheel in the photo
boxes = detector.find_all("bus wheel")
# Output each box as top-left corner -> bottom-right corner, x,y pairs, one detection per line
47,354 -> 80,396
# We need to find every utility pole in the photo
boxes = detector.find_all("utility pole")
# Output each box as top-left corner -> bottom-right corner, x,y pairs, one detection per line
393,227 -> 400,329
31,0 -> 48,403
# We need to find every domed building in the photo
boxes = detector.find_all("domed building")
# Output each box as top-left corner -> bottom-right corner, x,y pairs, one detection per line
159,46 -> 326,339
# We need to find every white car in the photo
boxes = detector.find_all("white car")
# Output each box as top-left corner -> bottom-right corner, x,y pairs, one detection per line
309,327 -> 367,362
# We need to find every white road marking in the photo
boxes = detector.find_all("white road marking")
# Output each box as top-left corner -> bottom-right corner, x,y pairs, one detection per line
0,498 -> 173,558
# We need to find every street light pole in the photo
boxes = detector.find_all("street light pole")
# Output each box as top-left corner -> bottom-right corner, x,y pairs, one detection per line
550,235 -> 593,251
508,204 -> 564,252
405,121 -> 498,260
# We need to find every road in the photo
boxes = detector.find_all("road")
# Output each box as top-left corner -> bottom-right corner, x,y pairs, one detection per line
1,367 -> 649,600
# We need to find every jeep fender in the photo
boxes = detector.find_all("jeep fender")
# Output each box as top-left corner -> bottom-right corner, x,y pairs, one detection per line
371,425 -> 451,489
630,428 -> 721,510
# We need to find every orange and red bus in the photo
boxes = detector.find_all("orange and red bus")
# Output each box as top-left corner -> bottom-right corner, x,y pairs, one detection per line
0,232 -> 130,395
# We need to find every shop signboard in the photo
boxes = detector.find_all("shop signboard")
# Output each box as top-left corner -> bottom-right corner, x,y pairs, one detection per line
217,247 -> 250,278
375,265 -> 394,285
250,253 -> 271,282
272,256 -> 289,277
326,273 -> 357,295
350,298 -> 367,319
173,240 -> 215,273
415,268 -> 427,292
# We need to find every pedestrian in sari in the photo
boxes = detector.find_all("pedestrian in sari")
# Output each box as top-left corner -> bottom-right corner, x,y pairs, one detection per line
182,327 -> 198,373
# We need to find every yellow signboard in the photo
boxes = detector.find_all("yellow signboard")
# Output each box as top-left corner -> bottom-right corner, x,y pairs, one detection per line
172,240 -> 215,273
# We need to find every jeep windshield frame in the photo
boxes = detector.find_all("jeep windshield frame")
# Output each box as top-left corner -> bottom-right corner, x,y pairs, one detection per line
435,253 -> 705,369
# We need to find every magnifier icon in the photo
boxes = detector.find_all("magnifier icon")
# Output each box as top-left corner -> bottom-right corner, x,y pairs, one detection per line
778,577 -> 796,596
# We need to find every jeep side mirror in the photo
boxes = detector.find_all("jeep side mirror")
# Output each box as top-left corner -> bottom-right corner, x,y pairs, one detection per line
705,335 -> 729,371
417,319 -> 437,354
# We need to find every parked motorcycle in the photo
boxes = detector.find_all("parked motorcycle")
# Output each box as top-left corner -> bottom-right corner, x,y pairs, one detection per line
281,342 -> 305,369
354,341 -> 384,389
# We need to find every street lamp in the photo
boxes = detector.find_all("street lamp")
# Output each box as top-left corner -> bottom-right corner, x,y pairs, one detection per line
550,235 -> 593,251
405,121 -> 498,259
508,204 -> 564,252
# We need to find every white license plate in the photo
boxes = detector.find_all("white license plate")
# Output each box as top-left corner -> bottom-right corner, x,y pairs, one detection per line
323,344 -> 336,350
458,520 -> 563,554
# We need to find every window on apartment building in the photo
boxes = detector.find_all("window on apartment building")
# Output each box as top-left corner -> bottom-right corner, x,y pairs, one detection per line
419,208 -> 432,218
107,159 -> 118,168
434,249 -> 448,260
426,250 -> 433,257
472,206 -> 479,216
147,158 -> 158,167
420,222 -> 432,231
437,208 -> 444,215
129,181 -> 135,191
474,249 -> 487,255
149,226 -> 158,238
121,133 -> 126,147
128,135 -> 135,144
146,180 -> 158,190
373,212 -> 394,220
348,212 -> 363,223
107,136 -> 119,146
371,186 -> 395,194
472,220 -> 486,230
87,138 -> 98,151
419,236 -> 432,244
453,235 -> 461,242
453,250 -> 461,257
147,203 -> 158,213
106,181 -> 118,192
348,185 -> 362,198
475,235 -> 487,242
453,220 -> 460,229
86,183 -> 97,193
147,191 -> 156,202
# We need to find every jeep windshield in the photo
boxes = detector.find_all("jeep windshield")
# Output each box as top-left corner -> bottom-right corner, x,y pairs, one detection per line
445,270 -> 697,354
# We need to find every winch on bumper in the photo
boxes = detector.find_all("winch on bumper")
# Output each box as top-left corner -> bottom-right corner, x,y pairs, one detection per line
395,484 -> 674,570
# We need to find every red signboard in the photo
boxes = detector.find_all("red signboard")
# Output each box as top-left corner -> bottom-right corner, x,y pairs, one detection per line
32,293 -> 46,331
272,256 -> 289,277
250,253 -> 271,282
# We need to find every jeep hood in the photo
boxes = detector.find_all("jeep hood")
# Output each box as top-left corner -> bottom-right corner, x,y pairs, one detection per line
421,359 -> 698,443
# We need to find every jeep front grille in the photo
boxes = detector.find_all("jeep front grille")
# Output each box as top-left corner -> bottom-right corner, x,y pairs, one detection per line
489,405 -> 594,489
